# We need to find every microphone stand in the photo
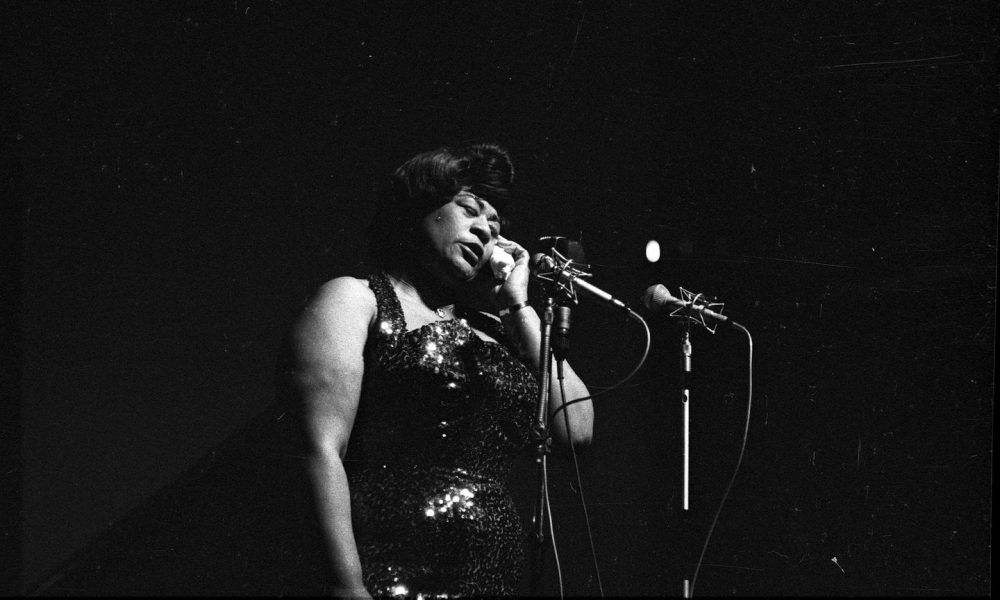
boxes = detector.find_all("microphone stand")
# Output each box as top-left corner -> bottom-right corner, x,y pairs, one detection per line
681,320 -> 693,513
681,321 -> 692,598
670,289 -> 723,599
530,295 -> 555,595
528,241 -> 589,595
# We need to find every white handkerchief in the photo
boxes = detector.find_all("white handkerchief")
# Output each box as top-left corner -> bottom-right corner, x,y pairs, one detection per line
490,245 -> 515,280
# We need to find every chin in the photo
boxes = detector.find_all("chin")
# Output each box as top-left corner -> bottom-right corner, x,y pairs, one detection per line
437,261 -> 475,285
450,257 -> 481,281
458,266 -> 481,282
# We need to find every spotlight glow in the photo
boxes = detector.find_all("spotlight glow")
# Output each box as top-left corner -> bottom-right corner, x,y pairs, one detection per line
645,239 -> 661,263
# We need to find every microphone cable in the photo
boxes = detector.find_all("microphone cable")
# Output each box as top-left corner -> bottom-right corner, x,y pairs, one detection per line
556,367 -> 605,598
688,323 -> 754,598
542,451 -> 565,598
547,311 -> 651,425
541,311 -> 651,597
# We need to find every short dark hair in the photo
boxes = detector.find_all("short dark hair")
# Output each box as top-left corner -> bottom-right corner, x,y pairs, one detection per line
367,143 -> 515,269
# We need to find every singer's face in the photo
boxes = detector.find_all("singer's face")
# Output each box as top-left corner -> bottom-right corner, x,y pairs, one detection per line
420,189 -> 501,284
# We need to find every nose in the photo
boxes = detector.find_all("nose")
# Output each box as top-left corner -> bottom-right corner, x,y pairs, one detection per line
469,216 -> 491,245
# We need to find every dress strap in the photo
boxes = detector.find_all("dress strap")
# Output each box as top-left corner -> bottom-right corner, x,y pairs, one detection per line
367,273 -> 405,329
365,273 -> 407,361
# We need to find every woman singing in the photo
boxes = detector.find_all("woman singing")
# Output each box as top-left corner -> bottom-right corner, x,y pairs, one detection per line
282,143 -> 592,597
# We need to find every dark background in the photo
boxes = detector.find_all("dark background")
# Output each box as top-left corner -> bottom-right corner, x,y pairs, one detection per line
10,0 -> 995,596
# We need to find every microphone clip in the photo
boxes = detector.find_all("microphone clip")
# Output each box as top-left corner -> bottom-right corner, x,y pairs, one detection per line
533,246 -> 591,305
671,288 -> 726,334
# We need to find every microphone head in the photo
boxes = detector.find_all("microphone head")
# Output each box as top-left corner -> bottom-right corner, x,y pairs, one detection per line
642,284 -> 675,311
530,252 -> 555,272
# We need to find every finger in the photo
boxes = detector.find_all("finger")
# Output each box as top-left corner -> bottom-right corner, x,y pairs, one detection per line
502,240 -> 530,263
496,236 -> 522,251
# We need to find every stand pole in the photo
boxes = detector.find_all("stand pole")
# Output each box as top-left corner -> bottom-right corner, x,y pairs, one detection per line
682,327 -> 691,512
682,326 -> 692,599
530,296 -> 555,595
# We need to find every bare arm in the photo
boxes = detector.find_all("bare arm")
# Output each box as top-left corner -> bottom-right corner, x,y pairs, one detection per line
488,238 -> 593,451
288,277 -> 375,598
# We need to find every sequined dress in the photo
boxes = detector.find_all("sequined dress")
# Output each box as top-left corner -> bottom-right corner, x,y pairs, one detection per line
344,273 -> 538,597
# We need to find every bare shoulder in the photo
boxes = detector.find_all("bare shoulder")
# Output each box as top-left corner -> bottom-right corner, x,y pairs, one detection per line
307,276 -> 375,316
294,276 -> 377,339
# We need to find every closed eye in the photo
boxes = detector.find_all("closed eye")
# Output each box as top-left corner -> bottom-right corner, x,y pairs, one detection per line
458,193 -> 501,237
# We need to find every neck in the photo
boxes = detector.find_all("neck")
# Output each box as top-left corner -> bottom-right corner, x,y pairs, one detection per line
387,266 -> 456,313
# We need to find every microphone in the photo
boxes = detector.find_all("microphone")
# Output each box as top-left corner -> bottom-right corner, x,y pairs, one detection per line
552,304 -> 572,362
535,237 -> 589,363
532,253 -> 635,315
642,284 -> 738,331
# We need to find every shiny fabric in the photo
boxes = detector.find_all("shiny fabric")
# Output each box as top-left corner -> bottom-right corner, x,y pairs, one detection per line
344,273 -> 538,597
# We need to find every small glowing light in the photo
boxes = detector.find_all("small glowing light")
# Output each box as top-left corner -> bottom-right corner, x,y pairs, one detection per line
391,584 -> 409,596
425,508 -> 435,517
645,239 -> 661,263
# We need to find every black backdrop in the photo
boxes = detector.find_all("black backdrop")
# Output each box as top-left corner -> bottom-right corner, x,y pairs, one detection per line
12,1 -> 994,596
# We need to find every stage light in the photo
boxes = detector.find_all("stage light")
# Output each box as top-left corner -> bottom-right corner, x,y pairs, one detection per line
645,239 -> 661,263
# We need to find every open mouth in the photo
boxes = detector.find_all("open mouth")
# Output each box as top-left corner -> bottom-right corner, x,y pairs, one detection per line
459,243 -> 482,266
